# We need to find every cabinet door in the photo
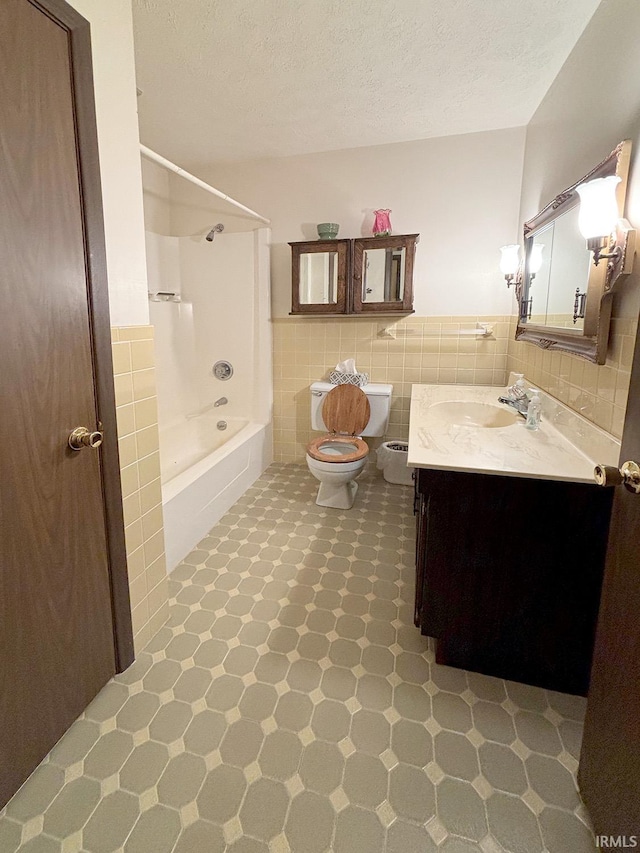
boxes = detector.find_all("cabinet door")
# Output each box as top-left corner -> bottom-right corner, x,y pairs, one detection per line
290,239 -> 349,314
352,235 -> 417,314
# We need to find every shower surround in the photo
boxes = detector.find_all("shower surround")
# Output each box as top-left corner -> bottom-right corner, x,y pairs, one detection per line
146,228 -> 273,569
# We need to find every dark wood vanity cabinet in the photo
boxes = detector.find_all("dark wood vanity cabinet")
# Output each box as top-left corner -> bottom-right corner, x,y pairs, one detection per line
414,468 -> 614,696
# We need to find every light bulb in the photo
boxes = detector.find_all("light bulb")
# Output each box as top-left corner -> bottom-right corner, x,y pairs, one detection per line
499,245 -> 520,276
529,243 -> 544,275
576,176 -> 621,239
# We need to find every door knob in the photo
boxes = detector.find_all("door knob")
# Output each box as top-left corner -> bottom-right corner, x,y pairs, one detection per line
594,460 -> 640,494
68,426 -> 104,451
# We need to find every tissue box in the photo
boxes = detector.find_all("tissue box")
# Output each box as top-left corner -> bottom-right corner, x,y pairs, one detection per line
329,371 -> 369,388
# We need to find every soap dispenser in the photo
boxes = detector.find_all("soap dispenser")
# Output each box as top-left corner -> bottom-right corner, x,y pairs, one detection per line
508,376 -> 527,401
525,389 -> 542,431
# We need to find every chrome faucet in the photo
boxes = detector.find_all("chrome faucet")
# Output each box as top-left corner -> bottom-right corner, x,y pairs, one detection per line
214,397 -> 228,407
498,395 -> 529,417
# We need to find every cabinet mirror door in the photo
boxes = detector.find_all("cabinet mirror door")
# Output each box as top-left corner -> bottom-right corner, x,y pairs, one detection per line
521,204 -> 591,330
290,240 -> 348,314
352,235 -> 417,313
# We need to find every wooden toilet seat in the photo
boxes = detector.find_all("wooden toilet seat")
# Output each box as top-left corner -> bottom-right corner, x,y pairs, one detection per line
306,435 -> 369,464
307,385 -> 371,464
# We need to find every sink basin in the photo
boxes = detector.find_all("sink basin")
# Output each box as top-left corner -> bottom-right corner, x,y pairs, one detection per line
429,401 -> 520,428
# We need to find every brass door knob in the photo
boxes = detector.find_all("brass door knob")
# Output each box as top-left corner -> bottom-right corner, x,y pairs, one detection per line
69,426 -> 104,451
594,460 -> 640,494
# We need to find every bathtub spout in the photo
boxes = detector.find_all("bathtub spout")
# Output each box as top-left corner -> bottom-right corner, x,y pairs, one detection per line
214,397 -> 228,407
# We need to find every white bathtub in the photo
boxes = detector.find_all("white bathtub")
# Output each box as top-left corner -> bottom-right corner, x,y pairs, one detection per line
160,417 -> 273,570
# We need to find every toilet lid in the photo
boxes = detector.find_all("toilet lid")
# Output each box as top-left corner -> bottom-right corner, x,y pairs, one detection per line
322,385 -> 370,436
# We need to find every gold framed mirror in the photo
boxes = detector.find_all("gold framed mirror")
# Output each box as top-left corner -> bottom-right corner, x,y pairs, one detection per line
515,140 -> 632,364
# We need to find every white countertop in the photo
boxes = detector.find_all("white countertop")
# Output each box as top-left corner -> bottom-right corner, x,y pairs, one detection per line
408,384 -> 620,484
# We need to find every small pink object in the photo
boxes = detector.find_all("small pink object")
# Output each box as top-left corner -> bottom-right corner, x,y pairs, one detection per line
372,209 -> 392,237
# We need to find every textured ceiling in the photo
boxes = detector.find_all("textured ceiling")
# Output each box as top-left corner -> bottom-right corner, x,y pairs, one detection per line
132,0 -> 600,167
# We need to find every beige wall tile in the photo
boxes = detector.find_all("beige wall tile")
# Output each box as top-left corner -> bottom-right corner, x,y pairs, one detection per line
119,462 -> 139,499
147,576 -> 169,619
271,315 -> 511,462
612,405 -> 626,437
136,425 -> 160,460
139,451 -> 161,487
134,397 -> 158,431
139,478 -> 162,515
132,368 -> 156,401
118,326 -> 154,342
112,342 -> 132,375
129,572 -> 147,610
142,504 -> 164,542
112,326 -> 168,655
131,340 -> 155,371
146,554 -> 167,592
146,601 -> 169,642
115,403 -> 135,439
118,433 -> 138,469
114,373 -> 134,406
127,546 -> 146,582
274,308 -> 635,458
144,529 -> 165,567
131,598 -> 150,636
122,492 -> 141,528
506,310 -> 637,439
133,623 -> 151,656
125,519 -> 144,556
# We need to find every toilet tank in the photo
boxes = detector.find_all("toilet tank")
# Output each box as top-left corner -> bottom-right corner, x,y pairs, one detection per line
310,381 -> 393,436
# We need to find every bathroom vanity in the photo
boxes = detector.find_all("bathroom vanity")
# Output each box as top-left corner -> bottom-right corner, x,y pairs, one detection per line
408,384 -> 619,695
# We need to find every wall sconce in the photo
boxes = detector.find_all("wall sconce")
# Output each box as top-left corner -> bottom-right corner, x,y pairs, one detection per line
576,175 -> 636,287
499,245 -> 520,288
576,176 -> 621,263
529,243 -> 544,279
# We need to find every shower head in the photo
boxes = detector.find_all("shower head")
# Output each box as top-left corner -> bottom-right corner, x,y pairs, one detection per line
205,223 -> 225,242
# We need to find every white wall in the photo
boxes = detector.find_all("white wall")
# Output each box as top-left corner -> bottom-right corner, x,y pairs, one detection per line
168,172 -> 265,237
141,154 -> 266,238
200,127 -> 527,318
141,158 -> 172,236
69,0 -> 149,326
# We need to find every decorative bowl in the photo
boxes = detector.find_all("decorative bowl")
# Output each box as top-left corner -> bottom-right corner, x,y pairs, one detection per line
317,222 -> 339,240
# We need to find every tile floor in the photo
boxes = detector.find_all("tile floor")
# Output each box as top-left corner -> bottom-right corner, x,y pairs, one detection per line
0,463 -> 597,852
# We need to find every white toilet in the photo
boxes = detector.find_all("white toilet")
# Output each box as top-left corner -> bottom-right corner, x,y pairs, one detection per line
306,381 -> 393,509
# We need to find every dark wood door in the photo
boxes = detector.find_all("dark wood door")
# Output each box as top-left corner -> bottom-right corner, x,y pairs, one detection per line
0,0 -> 132,808
578,319 -> 640,834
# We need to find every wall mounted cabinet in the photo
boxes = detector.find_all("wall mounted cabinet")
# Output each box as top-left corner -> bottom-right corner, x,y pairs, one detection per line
290,234 -> 418,316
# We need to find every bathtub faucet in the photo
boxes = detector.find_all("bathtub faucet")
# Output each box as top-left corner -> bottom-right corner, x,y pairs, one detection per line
214,397 -> 228,407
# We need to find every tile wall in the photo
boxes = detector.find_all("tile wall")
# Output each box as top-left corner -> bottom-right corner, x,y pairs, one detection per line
506,313 -> 637,439
111,326 -> 169,653
273,315 -> 511,462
